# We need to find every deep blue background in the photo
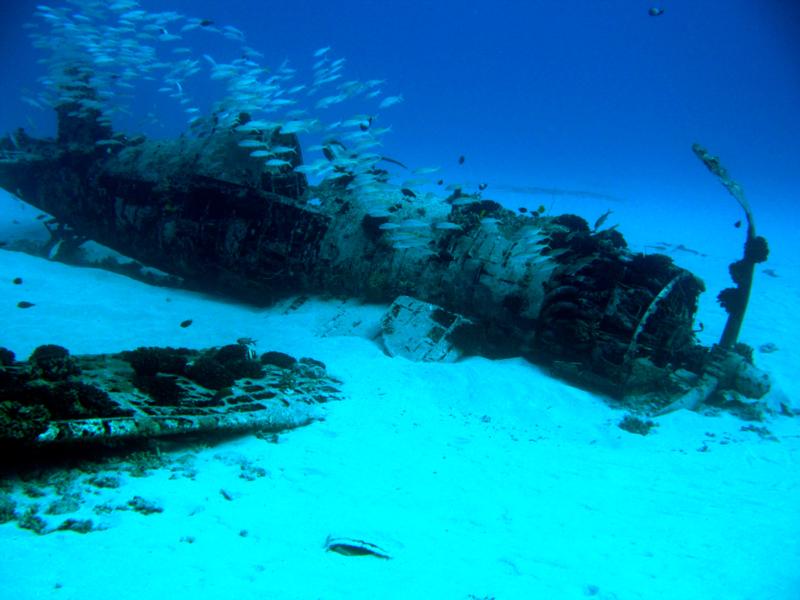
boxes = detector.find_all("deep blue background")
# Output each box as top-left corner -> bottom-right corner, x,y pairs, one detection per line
1,1 -> 798,240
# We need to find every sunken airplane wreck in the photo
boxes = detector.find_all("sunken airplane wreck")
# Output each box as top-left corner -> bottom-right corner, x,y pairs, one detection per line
0,2 -> 773,447
0,105 -> 771,422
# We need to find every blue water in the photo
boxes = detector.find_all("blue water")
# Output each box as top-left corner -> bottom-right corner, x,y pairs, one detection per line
2,1 -> 797,223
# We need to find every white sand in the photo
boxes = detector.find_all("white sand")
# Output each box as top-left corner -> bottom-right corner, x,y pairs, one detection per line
1,192 -> 798,600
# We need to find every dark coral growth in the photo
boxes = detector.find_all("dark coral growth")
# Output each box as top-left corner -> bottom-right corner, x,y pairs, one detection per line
260,351 -> 298,369
47,381 -> 122,418
178,344 -> 265,390
717,287 -> 743,315
186,356 -> 235,390
0,347 -> 15,367
618,414 -> 657,436
628,253 -> 675,287
120,347 -> 190,376
0,402 -> 51,442
595,227 -> 627,250
18,506 -> 47,534
501,293 -> 528,317
0,340 -> 342,449
296,357 -> 327,379
213,344 -> 264,379
0,494 -> 17,523
56,518 -> 95,533
1,345 -> 130,443
551,213 -> 590,233
132,373 -> 186,405
744,235 -> 769,263
29,345 -> 80,381
13,379 -> 127,421
128,496 -> 163,515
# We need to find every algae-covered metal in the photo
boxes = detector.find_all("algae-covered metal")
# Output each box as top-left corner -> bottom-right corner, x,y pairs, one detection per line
0,343 -> 342,446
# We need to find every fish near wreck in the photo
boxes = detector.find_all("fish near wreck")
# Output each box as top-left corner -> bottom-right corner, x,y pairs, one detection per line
0,2 -> 773,418
0,112 -> 772,416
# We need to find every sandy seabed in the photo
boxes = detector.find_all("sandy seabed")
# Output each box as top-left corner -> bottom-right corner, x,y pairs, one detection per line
1,192 -> 798,600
